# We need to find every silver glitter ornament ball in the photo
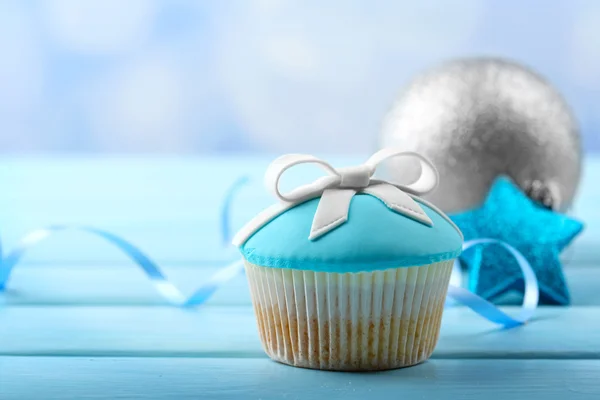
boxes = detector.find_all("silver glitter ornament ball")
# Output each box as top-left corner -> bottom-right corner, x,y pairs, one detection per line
380,57 -> 582,213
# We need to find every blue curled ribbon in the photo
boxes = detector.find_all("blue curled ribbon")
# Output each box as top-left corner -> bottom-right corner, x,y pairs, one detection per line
0,225 -> 244,307
0,175 -> 539,329
0,177 -> 252,305
220,176 -> 251,247
446,239 -> 539,329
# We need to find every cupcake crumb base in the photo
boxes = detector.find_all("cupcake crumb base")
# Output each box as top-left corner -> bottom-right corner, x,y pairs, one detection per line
245,260 -> 453,372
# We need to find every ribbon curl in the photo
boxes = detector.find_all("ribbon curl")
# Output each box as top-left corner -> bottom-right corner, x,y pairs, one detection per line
447,239 -> 539,328
0,225 -> 243,306
0,177 -> 250,306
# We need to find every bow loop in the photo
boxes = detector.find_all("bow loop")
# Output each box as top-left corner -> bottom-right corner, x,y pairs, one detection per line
264,154 -> 340,204
365,149 -> 439,195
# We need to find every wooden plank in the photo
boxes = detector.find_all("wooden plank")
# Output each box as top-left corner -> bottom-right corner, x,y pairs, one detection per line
2,264 -> 599,306
1,357 -> 598,400
2,224 -> 595,267
1,224 -> 594,267
0,156 -> 597,265
0,306 -> 598,359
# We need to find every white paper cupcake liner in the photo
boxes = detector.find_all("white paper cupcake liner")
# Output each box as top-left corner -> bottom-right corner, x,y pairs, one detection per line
244,260 -> 454,371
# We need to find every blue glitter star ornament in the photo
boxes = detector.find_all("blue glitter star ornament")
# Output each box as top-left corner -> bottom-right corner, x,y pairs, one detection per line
450,177 -> 584,305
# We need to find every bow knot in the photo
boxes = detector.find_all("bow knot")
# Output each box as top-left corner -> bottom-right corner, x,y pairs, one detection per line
232,148 -> 441,245
337,165 -> 373,189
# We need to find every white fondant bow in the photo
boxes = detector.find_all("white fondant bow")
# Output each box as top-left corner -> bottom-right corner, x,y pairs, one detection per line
232,148 -> 440,246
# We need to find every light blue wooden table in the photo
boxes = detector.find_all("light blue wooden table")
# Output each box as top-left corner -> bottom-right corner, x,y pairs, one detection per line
1,156 -> 599,399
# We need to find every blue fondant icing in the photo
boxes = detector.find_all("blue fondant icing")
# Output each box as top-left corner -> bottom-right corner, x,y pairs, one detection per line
240,194 -> 463,273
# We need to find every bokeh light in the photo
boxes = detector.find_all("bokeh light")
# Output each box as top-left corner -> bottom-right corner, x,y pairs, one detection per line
0,0 -> 598,153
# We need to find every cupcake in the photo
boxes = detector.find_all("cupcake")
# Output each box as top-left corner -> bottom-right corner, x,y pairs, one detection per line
232,148 -> 463,371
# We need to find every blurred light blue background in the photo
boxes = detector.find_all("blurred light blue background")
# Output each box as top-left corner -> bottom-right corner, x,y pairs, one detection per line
1,0 -> 599,154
